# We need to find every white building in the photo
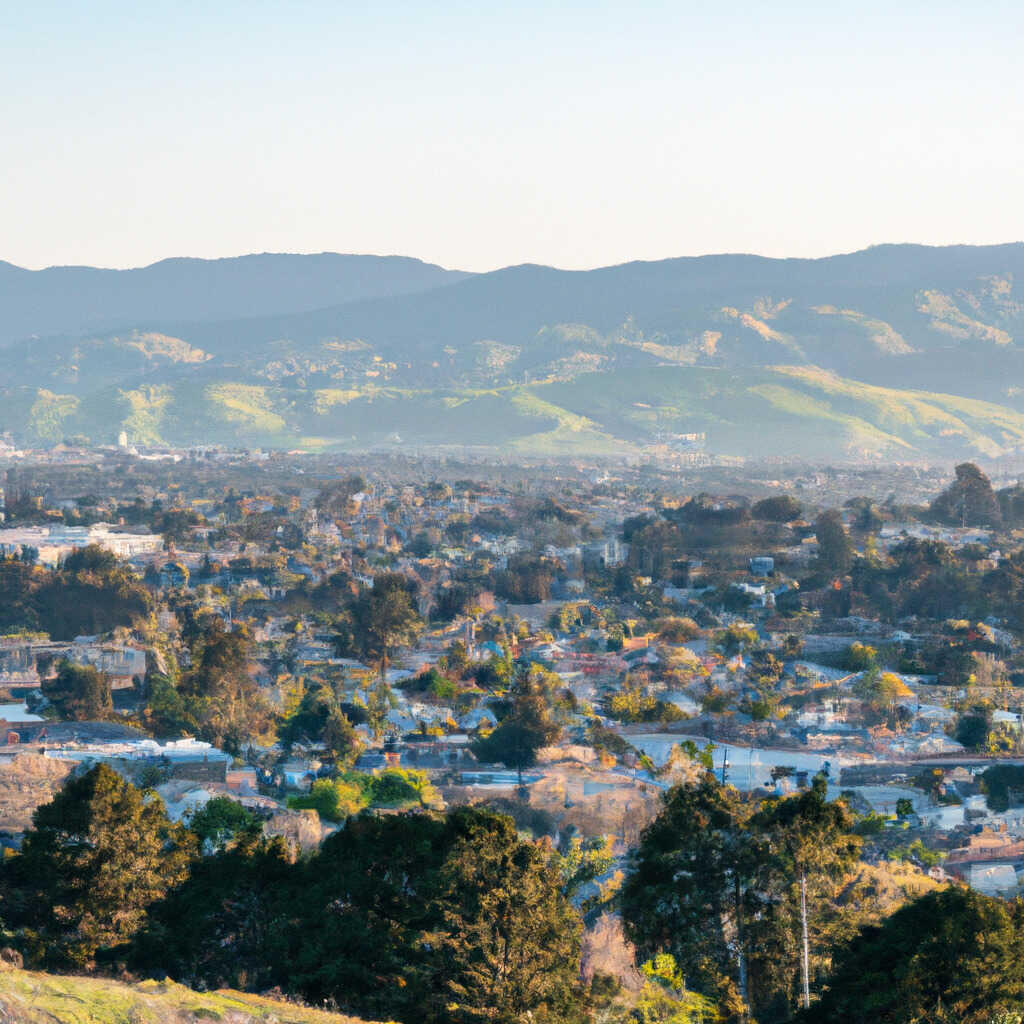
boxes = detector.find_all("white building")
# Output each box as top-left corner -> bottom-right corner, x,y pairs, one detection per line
0,523 -> 163,565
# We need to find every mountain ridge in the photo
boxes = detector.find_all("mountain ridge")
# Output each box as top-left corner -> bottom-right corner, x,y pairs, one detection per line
4,242 -> 1024,460
0,252 -> 471,346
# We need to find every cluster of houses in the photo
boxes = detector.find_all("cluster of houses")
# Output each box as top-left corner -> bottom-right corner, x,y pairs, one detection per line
6,461 -> 1024,898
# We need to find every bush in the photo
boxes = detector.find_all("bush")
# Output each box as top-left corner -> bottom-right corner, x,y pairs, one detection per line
604,688 -> 686,724
655,616 -> 701,643
367,768 -> 439,808
288,777 -> 367,821
844,642 -> 878,671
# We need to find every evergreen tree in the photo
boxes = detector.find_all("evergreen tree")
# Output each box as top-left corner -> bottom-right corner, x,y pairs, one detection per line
288,811 -> 452,1022
620,775 -> 753,1018
930,462 -> 1002,528
752,495 -> 802,522
43,660 -> 112,720
749,776 -> 860,1013
800,887 -> 1024,1024
350,572 -> 424,674
814,510 -> 854,574
186,795 -> 259,851
178,616 -> 271,752
471,672 -> 561,786
1,764 -> 194,967
433,807 -> 584,1024
131,835 -> 294,991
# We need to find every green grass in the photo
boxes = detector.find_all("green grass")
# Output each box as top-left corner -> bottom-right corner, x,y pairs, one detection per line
118,385 -> 174,445
204,384 -> 289,440
0,969 -> 382,1023
10,358 -> 1024,459
27,390 -> 80,443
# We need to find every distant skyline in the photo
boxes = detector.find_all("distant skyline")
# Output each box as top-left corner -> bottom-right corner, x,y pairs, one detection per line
4,1 -> 1023,273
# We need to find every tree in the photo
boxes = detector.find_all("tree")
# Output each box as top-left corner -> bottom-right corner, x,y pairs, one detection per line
634,954 -> 719,1023
433,807 -> 584,1024
492,555 -> 557,603
288,811 -> 451,1022
367,767 -> 440,808
315,475 -> 367,519
321,708 -> 363,766
752,495 -> 802,522
750,776 -> 860,1013
131,835 -> 295,993
713,624 -> 759,658
1,764 -> 194,967
621,775 -> 753,1017
61,544 -> 120,575
288,807 -> 587,1024
843,642 -> 877,671
141,671 -> 192,736
39,544 -> 152,639
930,462 -> 1002,528
748,648 -> 784,689
800,888 -> 1024,1024
782,634 -> 804,660
186,796 -> 259,851
178,616 -> 271,752
814,510 -> 853,574
472,674 -> 561,787
288,777 -> 367,821
853,669 -> 912,711
350,572 -> 423,674
43,660 -> 112,720
956,703 -> 994,751
656,616 -> 701,643
279,684 -> 363,766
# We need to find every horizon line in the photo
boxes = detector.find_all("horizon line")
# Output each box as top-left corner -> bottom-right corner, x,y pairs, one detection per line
5,239 -> 1024,277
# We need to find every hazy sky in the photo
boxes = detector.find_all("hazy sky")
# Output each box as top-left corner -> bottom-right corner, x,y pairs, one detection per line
3,1 -> 1022,272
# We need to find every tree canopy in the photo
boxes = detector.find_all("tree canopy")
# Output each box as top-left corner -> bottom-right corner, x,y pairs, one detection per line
930,462 -> 1002,528
43,660 -> 112,721
1,764 -> 194,968
800,887 -> 1024,1024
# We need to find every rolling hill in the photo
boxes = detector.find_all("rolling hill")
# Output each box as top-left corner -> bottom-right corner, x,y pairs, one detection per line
0,967 -> 378,1024
3,243 -> 1024,460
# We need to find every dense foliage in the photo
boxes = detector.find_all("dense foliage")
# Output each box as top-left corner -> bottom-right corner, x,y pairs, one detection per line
622,774 -> 860,1022
800,888 -> 1024,1024
132,805 -> 583,1024
0,545 -> 152,639
0,765 -> 194,968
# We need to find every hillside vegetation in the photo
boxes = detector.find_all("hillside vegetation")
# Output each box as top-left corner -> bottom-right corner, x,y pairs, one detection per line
5,243 -> 1024,459
0,969 -> 380,1024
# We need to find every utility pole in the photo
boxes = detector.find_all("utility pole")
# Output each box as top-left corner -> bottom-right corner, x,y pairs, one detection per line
720,746 -> 730,786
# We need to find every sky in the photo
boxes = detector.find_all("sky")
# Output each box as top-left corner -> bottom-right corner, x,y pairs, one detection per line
3,0 -> 1023,272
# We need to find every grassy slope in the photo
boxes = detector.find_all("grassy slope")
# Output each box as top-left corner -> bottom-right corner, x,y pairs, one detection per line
0,969 -> 382,1024
533,365 -> 1024,458
9,361 -> 1024,459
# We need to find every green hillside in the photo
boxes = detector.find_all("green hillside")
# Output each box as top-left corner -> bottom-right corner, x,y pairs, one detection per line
0,968 -> 379,1024
5,363 -> 1024,461
6,244 -> 1024,459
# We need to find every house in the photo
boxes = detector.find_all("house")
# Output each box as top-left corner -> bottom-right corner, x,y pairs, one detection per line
459,707 -> 498,731
968,863 -> 1018,897
279,759 -> 320,790
226,766 -> 259,794
731,582 -> 771,607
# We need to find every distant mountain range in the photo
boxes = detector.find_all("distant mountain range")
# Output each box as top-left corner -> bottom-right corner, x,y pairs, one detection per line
0,253 -> 468,345
3,244 -> 1024,460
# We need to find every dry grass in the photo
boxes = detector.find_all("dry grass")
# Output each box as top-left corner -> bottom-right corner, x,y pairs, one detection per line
0,969 -> 385,1024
